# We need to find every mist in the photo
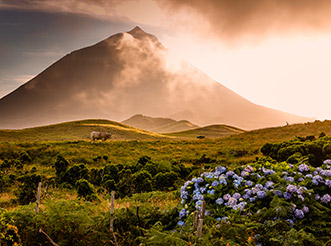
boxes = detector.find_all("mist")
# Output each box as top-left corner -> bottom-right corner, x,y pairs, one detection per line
157,0 -> 331,42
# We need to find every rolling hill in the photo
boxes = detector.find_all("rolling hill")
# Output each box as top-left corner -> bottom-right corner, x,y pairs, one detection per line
0,26 -> 311,130
0,119 -> 169,142
165,124 -> 244,139
122,114 -> 199,133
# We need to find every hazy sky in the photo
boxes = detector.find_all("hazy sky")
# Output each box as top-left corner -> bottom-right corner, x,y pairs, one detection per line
1,0 -> 331,120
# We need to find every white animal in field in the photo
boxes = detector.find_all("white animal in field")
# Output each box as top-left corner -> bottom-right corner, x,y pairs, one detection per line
90,131 -> 112,142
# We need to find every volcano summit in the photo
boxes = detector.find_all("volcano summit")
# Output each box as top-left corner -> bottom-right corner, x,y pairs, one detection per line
0,26 -> 310,129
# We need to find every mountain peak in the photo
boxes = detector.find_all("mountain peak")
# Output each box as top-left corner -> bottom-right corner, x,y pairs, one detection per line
128,26 -> 145,34
126,26 -> 160,44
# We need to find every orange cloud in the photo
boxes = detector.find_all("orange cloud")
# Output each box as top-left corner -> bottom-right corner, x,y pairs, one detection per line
156,0 -> 331,42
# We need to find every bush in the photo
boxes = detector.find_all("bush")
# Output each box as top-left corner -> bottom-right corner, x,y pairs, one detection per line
53,155 -> 69,183
132,170 -> 153,193
75,179 -> 96,201
64,164 -> 89,186
16,174 -> 42,205
153,171 -> 178,191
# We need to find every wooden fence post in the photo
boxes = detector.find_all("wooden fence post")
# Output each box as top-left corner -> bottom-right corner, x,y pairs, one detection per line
35,182 -> 42,213
196,201 -> 206,238
110,190 -> 115,232
193,210 -> 199,232
109,190 -> 118,246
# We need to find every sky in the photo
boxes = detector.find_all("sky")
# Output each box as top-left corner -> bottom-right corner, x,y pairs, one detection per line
1,0 -> 331,120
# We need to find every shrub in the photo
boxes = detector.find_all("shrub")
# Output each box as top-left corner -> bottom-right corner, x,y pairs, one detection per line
53,155 -> 69,183
16,174 -> 42,205
64,164 -> 89,186
132,170 -> 153,193
75,179 -> 96,201
153,171 -> 178,191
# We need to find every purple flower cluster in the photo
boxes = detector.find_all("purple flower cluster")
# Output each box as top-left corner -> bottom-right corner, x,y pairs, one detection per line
179,161 -> 331,225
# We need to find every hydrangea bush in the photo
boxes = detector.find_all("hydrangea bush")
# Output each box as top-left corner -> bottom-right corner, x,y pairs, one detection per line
179,160 -> 331,226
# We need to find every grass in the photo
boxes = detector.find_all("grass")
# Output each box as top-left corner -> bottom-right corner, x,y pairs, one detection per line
165,124 -> 244,139
0,119 -> 170,142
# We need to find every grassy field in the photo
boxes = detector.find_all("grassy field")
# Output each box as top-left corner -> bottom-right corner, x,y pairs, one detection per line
0,119 -> 169,142
1,120 -> 331,178
165,124 -> 244,138
1,119 -> 331,245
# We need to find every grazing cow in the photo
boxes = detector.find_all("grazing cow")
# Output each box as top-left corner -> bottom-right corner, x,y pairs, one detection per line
90,131 -> 112,142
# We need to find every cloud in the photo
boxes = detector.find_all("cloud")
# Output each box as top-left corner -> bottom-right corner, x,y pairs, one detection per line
0,0 -> 126,20
156,0 -> 331,42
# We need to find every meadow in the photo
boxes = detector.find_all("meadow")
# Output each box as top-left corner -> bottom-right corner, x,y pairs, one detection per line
1,119 -> 331,245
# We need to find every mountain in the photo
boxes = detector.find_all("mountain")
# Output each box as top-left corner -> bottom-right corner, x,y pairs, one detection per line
0,119 -> 170,142
165,124 -> 244,139
0,26 -> 312,130
122,114 -> 199,133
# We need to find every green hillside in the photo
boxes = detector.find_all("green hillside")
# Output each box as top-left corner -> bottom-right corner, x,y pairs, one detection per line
0,119 -> 169,142
165,124 -> 244,138
122,114 -> 199,133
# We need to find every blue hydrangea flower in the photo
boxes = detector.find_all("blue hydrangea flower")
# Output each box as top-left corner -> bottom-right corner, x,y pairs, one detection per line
226,171 -> 235,177
255,184 -> 263,190
216,166 -> 227,174
228,197 -> 237,207
320,194 -> 331,204
323,159 -> 331,165
298,164 -> 310,172
286,184 -> 298,193
285,176 -> 295,182
326,179 -> 331,188
233,193 -> 241,199
244,165 -> 254,173
283,192 -> 291,200
264,181 -> 274,189
320,170 -> 331,177
207,189 -> 215,195
246,180 -> 253,187
257,191 -> 266,199
179,208 -> 187,219
216,198 -> 224,205
178,220 -> 185,226
315,194 -> 320,200
196,177 -> 204,185
302,206 -> 309,213
313,175 -> 324,183
242,194 -> 250,199
274,190 -> 282,197
212,180 -> 219,187
249,197 -> 256,202
294,209 -> 304,219
223,194 -> 231,201
241,171 -> 249,177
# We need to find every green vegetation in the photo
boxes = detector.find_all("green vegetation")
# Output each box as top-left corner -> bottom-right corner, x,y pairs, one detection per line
261,134 -> 331,166
165,124 -> 244,139
0,119 -> 169,142
1,119 -> 331,245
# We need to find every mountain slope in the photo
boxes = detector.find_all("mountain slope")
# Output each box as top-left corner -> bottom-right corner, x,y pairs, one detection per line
0,26 -> 311,130
122,114 -> 199,133
0,119 -> 169,142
